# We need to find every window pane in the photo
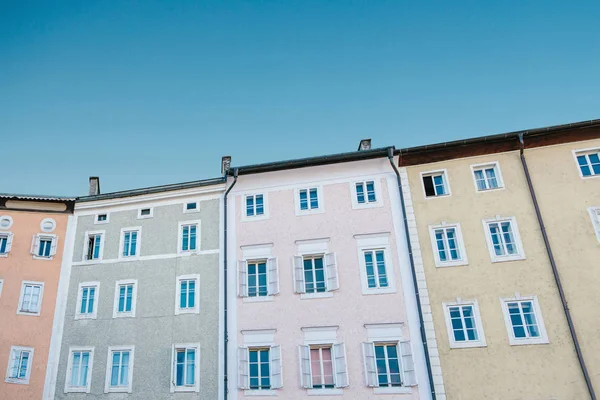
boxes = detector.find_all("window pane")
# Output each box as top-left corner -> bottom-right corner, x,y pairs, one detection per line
255,195 -> 264,215
375,251 -> 388,287
423,176 -> 435,197
299,190 -> 308,210
364,252 -> 376,288
246,196 -> 254,216
356,183 -> 365,203
309,188 -> 318,209
366,181 -> 376,202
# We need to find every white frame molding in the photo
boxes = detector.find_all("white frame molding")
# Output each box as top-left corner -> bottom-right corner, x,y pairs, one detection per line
295,238 -> 334,300
170,343 -> 201,393
572,147 -> 600,179
118,226 -> 142,260
0,231 -> 13,257
294,186 -> 325,216
40,218 -> 57,232
175,274 -> 201,315
428,222 -> 469,268
240,243 -> 276,303
112,279 -> 138,318
17,280 -> 45,316
241,192 -> 270,222
588,206 -> 600,243
104,345 -> 135,393
82,230 -> 105,262
350,178 -> 383,209
0,279 -> 3,297
0,215 -> 14,229
178,220 -> 201,254
74,281 -> 100,320
470,161 -> 505,192
354,233 -> 396,295
482,216 -> 526,262
241,329 -> 278,396
137,207 -> 154,219
500,294 -> 549,346
64,346 -> 95,393
300,326 -> 345,396
420,168 -> 451,199
94,213 -> 110,224
32,233 -> 58,261
183,201 -> 200,214
5,345 -> 34,385
442,299 -> 487,349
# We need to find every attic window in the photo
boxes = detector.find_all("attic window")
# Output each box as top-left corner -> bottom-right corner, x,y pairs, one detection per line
184,202 -> 199,213
95,214 -> 108,224
138,208 -> 153,219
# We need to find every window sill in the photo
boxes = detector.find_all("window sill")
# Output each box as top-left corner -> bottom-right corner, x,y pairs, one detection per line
373,387 -> 412,394
300,292 -> 334,300
243,296 -> 274,303
17,310 -> 41,317
490,254 -> 526,263
241,214 -> 270,222
0,253 -> 8,258
113,312 -> 135,319
435,260 -> 469,268
475,187 -> 505,193
118,255 -> 140,261
33,255 -> 53,261
244,389 -> 278,396
449,340 -> 487,349
424,194 -> 451,200
307,388 -> 343,396
172,386 -> 200,393
580,174 -> 600,180
352,201 -> 383,210
295,208 -> 325,216
5,377 -> 30,385
74,314 -> 97,320
361,287 -> 397,296
508,337 -> 549,346
65,386 -> 90,393
175,308 -> 200,315
105,387 -> 132,393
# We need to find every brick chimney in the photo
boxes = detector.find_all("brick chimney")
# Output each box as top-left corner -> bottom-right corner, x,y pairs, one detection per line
357,139 -> 372,151
89,177 -> 100,196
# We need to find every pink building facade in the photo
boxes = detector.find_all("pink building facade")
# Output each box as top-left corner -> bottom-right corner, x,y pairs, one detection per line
225,147 -> 438,399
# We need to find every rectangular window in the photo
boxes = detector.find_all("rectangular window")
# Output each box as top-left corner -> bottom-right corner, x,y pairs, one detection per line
175,275 -> 200,315
293,252 -> 339,296
18,282 -> 44,315
171,345 -> 199,392
85,233 -> 103,260
238,341 -> 282,391
249,348 -> 271,390
5,346 -> 34,384
246,194 -> 265,217
575,150 -> 600,177
356,181 -> 377,204
38,237 -> 52,257
76,283 -> 99,319
0,232 -> 13,255
113,280 -> 137,318
363,250 -> 388,289
121,230 -> 139,257
66,348 -> 93,392
238,258 -> 279,298
374,343 -> 402,387
300,342 -> 348,390
303,256 -> 326,293
472,163 -> 503,191
435,227 -> 460,261
137,207 -> 153,219
501,297 -> 548,345
95,214 -> 108,224
299,188 -> 319,211
421,171 -> 449,197
484,217 -> 525,262
180,223 -> 198,252
31,234 -> 57,259
589,207 -> 600,243
363,340 -> 416,389
310,346 -> 334,388
248,261 -> 268,297
105,347 -> 134,393
184,202 -> 198,212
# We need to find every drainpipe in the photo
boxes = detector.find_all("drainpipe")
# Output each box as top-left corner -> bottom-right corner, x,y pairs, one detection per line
223,168 -> 238,400
518,134 -> 596,400
387,147 -> 437,400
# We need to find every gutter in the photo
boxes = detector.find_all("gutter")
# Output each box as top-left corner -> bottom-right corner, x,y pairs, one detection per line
387,147 -> 437,400
518,134 -> 596,400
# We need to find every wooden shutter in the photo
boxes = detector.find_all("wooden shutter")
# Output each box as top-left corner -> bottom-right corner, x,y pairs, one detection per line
333,343 -> 349,388
267,257 -> 279,295
238,347 -> 249,389
400,341 -> 417,386
50,236 -> 58,256
298,345 -> 312,388
5,233 -> 13,253
237,261 -> 247,297
30,235 -> 39,255
362,342 -> 378,387
270,345 -> 283,389
293,256 -> 305,294
325,253 -> 339,291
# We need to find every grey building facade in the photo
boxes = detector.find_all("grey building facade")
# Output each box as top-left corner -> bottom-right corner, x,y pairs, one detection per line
45,179 -> 225,399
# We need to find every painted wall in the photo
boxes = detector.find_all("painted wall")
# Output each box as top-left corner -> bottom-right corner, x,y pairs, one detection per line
403,149 -> 590,399
0,210 -> 70,400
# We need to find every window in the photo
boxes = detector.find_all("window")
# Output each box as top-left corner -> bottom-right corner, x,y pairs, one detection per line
310,346 -> 334,388
501,296 -> 548,345
443,300 -> 486,348
75,282 -> 99,320
363,250 -> 388,289
95,213 -> 109,224
65,347 -> 94,393
363,341 -> 416,391
179,221 -> 200,253
17,281 -> 44,316
40,218 -> 56,232
183,201 -> 199,213
483,217 -> 525,262
238,330 -> 282,392
0,279 -> 3,297
238,259 -> 280,298
171,344 -> 200,392
104,346 -> 134,393
113,280 -> 137,318
0,232 -> 13,256
294,240 -> 338,297
5,346 -> 34,385
299,343 -> 348,391
355,233 -> 396,295
471,162 -> 503,191
137,207 -> 153,219
589,207 -> 600,243
245,194 -> 264,217
429,223 -> 468,267
351,179 -> 382,209
31,234 -> 57,259
575,149 -> 600,177
175,275 -> 200,315
421,170 -> 450,197
84,231 -> 104,261
295,187 -> 324,215
0,215 -> 13,229
374,344 -> 402,387
250,348 -> 270,389
120,228 -> 140,258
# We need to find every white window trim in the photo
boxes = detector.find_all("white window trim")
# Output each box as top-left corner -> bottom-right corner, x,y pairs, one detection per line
240,244 -> 275,302
588,207 -> 600,243
175,274 -> 200,315
355,233 -> 396,295
183,201 -> 200,214
572,147 -> 600,179
241,192 -> 270,222
0,279 -> 3,297
442,299 -> 487,348
94,213 -> 110,224
40,217 -> 57,233
482,216 -> 526,262
350,178 -> 383,209
420,169 -> 451,199
177,220 -> 201,255
112,279 -> 138,318
137,207 -> 154,219
295,238 -> 336,300
104,345 -> 135,393
82,230 -> 105,262
170,343 -> 201,393
17,280 -> 45,316
0,215 -> 14,229
470,161 -> 505,192
64,346 -> 95,393
428,222 -> 469,268
5,345 -> 34,385
294,186 -> 325,216
0,231 -> 13,257
32,233 -> 58,260
301,326 -> 346,395
500,294 -> 549,346
241,329 -> 278,396
75,282 -> 100,320
118,226 -> 142,260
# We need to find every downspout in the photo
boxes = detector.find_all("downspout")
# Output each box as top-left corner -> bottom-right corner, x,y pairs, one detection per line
387,147 -> 437,400
518,134 -> 596,400
223,168 -> 238,400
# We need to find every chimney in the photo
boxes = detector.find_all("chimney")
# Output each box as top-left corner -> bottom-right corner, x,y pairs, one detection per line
221,156 -> 232,176
357,139 -> 372,151
89,177 -> 100,196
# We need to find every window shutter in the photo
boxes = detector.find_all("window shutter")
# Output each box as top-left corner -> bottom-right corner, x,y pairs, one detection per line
333,343 -> 349,388
325,252 -> 339,291
5,233 -> 13,253
293,256 -> 306,294
267,257 -> 279,295
50,237 -> 58,256
362,342 -> 378,387
30,235 -> 39,255
170,345 -> 177,392
298,345 -> 312,388
270,345 -> 283,389
237,261 -> 248,297
399,341 -> 417,386
238,347 -> 249,389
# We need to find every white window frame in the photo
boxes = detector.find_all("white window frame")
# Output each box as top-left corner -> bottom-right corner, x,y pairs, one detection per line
239,329 -> 281,395
5,345 -> 34,385
40,218 -> 57,233
351,178 -> 383,209
82,230 -> 105,262
294,239 -> 338,300
0,215 -> 14,229
300,326 -> 347,395
470,161 -> 505,192
75,282 -> 100,320
175,274 -> 200,315
178,220 -> 201,254
118,227 -> 142,260
17,280 -> 44,316
241,192 -> 270,222
355,233 -> 396,295
442,299 -> 487,348
94,213 -> 110,224
183,201 -> 200,214
64,346 -> 95,393
239,244 -> 277,303
482,216 -> 526,262
420,169 -> 451,198
588,207 -> 600,243
500,294 -> 549,345
170,343 -> 201,393
104,345 -> 135,393
112,279 -> 138,318
428,222 -> 469,267
0,279 -> 3,297
572,147 -> 600,179
295,186 -> 325,216
137,207 -> 154,219
0,231 -> 14,257
31,233 -> 58,260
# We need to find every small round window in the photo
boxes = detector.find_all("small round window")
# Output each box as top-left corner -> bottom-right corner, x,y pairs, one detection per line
40,218 -> 57,233
0,216 -> 13,230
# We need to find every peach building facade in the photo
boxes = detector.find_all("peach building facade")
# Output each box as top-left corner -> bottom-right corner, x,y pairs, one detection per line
0,195 -> 74,400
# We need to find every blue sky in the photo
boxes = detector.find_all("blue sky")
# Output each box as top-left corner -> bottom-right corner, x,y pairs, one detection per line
1,1 -> 599,196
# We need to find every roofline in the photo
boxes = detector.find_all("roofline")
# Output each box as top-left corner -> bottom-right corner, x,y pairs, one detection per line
0,193 -> 77,202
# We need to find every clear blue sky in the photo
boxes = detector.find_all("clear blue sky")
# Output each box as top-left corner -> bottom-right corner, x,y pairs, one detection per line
2,1 -> 599,196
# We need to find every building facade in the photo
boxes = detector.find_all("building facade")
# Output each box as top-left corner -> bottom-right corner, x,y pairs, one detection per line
44,178 -> 225,399
0,194 -> 74,400
225,145 -> 443,399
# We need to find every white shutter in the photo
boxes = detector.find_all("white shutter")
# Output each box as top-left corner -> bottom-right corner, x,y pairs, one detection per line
400,341 -> 417,386
238,347 -> 249,389
270,345 -> 283,389
267,257 -> 279,295
293,256 -> 306,294
333,343 -> 349,388
238,261 -> 248,297
5,233 -> 13,253
170,345 -> 177,392
325,252 -> 339,291
30,235 -> 39,255
50,236 -> 58,256
362,342 -> 378,387
298,345 -> 312,388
